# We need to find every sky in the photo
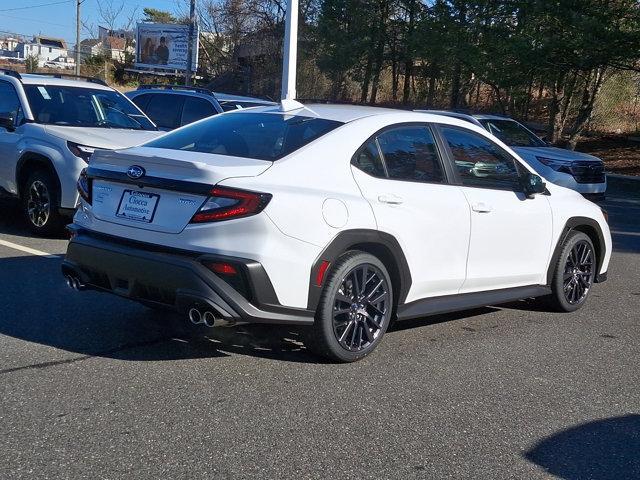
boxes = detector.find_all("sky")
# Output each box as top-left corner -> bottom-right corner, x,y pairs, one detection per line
0,0 -> 188,45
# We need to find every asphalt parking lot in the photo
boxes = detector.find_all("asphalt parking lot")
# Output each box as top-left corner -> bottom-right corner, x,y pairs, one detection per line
0,189 -> 639,479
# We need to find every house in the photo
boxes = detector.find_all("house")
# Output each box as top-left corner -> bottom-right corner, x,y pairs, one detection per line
0,37 -> 20,51
79,38 -> 102,59
80,36 -> 133,62
17,36 -> 69,66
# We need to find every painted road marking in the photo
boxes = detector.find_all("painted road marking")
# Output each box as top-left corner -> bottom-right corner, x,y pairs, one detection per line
0,239 -> 61,259
611,230 -> 640,237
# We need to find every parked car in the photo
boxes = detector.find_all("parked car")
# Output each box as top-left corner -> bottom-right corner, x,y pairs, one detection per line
0,70 -> 162,234
62,104 -> 611,362
418,110 -> 606,201
125,85 -> 277,131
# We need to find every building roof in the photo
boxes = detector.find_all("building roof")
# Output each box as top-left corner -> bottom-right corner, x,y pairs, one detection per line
33,36 -> 67,49
103,36 -> 126,50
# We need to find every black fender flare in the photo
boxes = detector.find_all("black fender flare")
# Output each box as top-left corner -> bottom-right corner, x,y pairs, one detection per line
16,152 -> 61,198
307,229 -> 412,310
546,216 -> 607,285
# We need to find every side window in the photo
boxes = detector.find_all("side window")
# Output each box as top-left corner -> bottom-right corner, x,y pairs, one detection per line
144,94 -> 185,130
131,93 -> 152,111
0,81 -> 23,125
377,126 -> 444,183
352,140 -> 386,177
441,126 -> 521,190
181,97 -> 216,126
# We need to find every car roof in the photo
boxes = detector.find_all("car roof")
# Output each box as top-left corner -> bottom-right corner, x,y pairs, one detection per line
234,103 -> 413,123
214,93 -> 275,105
127,85 -> 275,105
16,74 -> 113,91
472,113 -> 513,121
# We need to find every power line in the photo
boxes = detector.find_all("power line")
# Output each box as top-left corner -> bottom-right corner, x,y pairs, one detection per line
0,0 -> 74,13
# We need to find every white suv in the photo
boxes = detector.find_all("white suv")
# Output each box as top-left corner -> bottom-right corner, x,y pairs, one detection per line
0,70 -> 161,234
62,104 -> 611,362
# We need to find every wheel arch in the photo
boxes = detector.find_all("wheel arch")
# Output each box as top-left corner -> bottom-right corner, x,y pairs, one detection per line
307,229 -> 412,310
16,152 -> 61,199
546,216 -> 606,285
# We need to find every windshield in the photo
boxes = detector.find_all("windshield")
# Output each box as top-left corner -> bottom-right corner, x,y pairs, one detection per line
144,112 -> 343,161
480,119 -> 546,147
24,85 -> 156,130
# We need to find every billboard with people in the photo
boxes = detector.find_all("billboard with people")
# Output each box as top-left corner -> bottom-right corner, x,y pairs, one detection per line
135,23 -> 198,71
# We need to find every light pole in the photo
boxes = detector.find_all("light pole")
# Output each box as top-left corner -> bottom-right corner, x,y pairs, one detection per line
280,0 -> 303,111
185,0 -> 197,86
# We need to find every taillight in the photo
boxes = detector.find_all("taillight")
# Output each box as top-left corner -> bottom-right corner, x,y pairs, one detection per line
77,168 -> 91,204
190,187 -> 271,223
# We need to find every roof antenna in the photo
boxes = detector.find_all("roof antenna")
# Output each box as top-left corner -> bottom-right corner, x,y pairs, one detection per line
280,0 -> 304,112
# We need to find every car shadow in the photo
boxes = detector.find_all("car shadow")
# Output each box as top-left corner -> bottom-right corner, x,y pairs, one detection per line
0,198 -> 68,240
0,253 -> 511,366
524,414 -> 640,479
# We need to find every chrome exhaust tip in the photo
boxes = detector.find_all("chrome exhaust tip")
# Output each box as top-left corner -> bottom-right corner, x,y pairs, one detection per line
188,307 -> 203,325
65,275 -> 74,289
203,311 -> 218,328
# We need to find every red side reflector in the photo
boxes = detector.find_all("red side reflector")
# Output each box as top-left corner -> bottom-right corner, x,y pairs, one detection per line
204,262 -> 238,275
316,260 -> 331,286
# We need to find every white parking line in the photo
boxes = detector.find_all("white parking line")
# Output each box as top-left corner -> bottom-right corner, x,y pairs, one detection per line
611,230 -> 640,237
0,239 -> 61,259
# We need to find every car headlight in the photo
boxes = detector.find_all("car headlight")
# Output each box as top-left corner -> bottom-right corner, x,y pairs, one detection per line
67,141 -> 98,163
536,156 -> 572,174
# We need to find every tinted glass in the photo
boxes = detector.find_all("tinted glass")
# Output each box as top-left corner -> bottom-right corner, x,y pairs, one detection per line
377,126 -> 444,183
144,93 -> 185,130
0,81 -> 22,124
181,97 -> 216,126
145,112 -> 343,161
23,85 -> 155,130
441,127 -> 521,190
480,119 -> 546,147
352,140 -> 386,177
131,93 -> 152,111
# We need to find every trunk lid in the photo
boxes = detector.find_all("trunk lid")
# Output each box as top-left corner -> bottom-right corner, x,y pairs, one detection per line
87,146 -> 272,233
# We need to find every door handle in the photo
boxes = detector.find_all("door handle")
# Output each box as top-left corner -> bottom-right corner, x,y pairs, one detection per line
471,202 -> 493,213
378,194 -> 404,205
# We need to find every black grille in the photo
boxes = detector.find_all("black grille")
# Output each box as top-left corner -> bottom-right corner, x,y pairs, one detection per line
570,161 -> 605,184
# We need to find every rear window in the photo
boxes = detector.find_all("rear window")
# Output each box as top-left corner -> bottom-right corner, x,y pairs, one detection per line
144,112 -> 343,161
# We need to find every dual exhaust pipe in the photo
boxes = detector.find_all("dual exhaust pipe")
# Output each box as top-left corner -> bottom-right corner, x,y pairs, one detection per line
64,274 -> 85,291
188,306 -> 231,328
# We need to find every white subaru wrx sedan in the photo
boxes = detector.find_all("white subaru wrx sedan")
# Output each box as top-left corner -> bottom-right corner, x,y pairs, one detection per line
62,104 -> 611,362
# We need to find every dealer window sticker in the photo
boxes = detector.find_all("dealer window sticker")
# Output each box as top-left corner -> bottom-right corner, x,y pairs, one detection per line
37,86 -> 51,100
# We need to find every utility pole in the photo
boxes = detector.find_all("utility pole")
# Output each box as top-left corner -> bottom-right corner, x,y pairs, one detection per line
75,0 -> 81,76
185,0 -> 197,86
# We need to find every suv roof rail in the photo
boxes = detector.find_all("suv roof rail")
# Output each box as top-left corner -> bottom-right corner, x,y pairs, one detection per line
137,84 -> 215,96
415,109 -> 485,127
0,68 -> 22,80
47,73 -> 108,86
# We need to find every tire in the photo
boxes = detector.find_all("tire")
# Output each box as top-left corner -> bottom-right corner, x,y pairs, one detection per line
21,169 -> 65,236
545,231 -> 596,312
306,251 -> 394,363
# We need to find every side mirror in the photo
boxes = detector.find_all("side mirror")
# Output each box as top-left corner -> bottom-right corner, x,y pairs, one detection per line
523,172 -> 546,197
0,113 -> 16,132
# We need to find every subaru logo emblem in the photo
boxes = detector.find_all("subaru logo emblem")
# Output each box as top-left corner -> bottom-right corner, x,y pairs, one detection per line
127,165 -> 145,179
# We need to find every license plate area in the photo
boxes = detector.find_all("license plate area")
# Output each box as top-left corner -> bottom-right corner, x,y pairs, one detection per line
116,190 -> 160,223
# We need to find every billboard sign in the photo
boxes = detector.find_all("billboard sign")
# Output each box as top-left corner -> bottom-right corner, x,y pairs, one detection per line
135,23 -> 198,71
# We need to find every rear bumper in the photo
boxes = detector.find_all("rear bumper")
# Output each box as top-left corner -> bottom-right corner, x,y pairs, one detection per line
62,226 -> 314,326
